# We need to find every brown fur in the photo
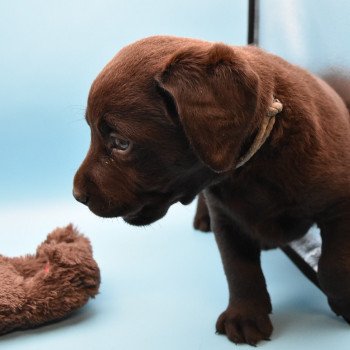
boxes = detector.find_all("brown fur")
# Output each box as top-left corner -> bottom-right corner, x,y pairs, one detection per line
0,225 -> 100,335
73,36 -> 350,345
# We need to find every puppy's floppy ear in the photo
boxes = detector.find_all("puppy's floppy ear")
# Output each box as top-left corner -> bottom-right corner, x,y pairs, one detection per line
156,43 -> 261,173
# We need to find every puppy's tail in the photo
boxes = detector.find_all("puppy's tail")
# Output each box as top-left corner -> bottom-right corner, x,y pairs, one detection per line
322,69 -> 350,115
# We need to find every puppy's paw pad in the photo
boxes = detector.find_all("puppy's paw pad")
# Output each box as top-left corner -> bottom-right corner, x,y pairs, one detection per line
216,309 -> 272,346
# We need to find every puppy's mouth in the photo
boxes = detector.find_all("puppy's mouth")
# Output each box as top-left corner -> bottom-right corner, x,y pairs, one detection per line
123,192 -> 196,226
85,188 -> 197,225
123,204 -> 170,226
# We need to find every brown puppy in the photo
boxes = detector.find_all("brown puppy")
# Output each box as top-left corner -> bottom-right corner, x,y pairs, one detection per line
73,36 -> 350,345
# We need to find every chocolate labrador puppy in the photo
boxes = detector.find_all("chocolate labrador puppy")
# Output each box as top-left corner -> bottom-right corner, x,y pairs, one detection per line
73,36 -> 350,345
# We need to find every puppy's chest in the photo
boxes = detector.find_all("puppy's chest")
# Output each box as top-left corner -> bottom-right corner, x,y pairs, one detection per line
207,178 -> 313,246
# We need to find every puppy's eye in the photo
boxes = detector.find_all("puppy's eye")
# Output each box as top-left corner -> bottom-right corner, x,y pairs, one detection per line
110,133 -> 131,153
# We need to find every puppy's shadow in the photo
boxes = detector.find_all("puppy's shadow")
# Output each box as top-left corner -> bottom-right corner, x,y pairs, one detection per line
270,294 -> 348,341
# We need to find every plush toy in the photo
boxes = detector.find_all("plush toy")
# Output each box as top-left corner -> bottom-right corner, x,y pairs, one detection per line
0,224 -> 100,335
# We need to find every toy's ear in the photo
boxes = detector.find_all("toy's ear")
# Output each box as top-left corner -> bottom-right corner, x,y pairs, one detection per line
156,43 -> 261,172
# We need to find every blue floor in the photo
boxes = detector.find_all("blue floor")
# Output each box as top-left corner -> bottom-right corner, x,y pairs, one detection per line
1,201 -> 350,350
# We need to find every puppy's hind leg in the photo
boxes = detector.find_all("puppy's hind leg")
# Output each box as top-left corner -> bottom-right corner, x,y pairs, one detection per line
317,201 -> 350,323
193,192 -> 211,232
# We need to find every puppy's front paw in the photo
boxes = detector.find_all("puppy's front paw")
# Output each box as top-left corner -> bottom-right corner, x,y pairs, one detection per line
216,306 -> 273,346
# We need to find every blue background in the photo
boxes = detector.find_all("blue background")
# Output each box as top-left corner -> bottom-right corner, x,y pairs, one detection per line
1,1 -> 350,349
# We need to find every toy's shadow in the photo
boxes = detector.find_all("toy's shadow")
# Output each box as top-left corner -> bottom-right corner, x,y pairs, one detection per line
0,304 -> 99,341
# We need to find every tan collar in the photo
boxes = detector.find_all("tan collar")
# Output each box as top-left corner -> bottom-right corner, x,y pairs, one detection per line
236,98 -> 283,168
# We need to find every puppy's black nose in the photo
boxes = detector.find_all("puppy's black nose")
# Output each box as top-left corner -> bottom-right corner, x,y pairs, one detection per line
73,189 -> 89,205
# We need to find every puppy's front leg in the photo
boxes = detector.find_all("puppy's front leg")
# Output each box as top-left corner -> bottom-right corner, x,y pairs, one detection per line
211,211 -> 272,345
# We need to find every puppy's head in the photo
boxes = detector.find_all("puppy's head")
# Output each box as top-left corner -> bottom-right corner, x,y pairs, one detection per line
73,36 -> 261,225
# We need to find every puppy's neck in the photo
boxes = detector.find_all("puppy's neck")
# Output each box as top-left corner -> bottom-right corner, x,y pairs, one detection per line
236,98 -> 283,168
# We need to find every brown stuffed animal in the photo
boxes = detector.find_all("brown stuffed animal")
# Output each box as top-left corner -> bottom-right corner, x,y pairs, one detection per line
0,224 -> 100,335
